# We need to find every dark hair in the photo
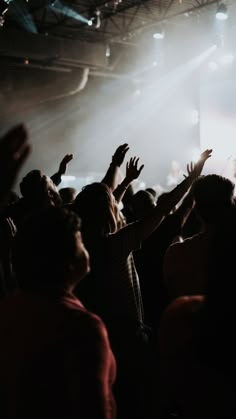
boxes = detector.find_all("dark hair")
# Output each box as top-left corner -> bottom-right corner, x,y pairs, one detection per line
73,182 -> 116,240
192,174 -> 235,223
20,170 -> 44,200
59,187 -> 77,205
13,207 -> 82,292
130,190 -> 155,220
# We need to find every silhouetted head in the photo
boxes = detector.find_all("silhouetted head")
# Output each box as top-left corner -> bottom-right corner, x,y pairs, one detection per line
73,182 -> 117,239
130,190 -> 156,220
146,188 -> 157,200
14,207 -> 90,294
59,187 -> 77,205
192,174 -> 235,224
20,170 -> 61,207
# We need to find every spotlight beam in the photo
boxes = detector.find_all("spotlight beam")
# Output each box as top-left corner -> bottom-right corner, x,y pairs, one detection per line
49,0 -> 91,25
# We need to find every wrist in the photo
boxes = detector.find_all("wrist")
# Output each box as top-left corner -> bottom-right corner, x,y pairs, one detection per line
111,159 -> 120,167
122,178 -> 131,189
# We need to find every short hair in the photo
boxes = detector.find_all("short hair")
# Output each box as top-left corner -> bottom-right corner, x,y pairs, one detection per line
192,174 -> 235,223
59,187 -> 77,205
20,170 -> 43,199
13,207 -> 82,292
130,190 -> 155,220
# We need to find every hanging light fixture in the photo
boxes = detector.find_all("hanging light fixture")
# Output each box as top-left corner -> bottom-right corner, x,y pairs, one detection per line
216,3 -> 228,20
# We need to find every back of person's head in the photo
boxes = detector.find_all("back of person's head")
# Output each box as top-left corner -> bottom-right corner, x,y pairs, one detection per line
73,182 -> 117,240
130,190 -> 156,221
20,170 -> 44,199
192,174 -> 235,224
146,188 -> 157,200
13,207 -> 89,294
59,187 -> 77,205
20,170 -> 62,208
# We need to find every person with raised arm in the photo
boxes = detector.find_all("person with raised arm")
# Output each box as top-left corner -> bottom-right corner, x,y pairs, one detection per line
73,146 -> 212,419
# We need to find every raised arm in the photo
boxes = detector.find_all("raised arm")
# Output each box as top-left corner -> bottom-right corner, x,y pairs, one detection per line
101,143 -> 129,191
113,157 -> 144,203
136,149 -> 212,241
51,154 -> 73,187
171,187 -> 195,230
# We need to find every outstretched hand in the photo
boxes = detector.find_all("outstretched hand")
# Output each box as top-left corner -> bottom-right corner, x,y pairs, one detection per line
186,149 -> 212,179
112,143 -> 129,167
0,124 -> 31,203
58,154 -> 73,175
126,157 -> 144,182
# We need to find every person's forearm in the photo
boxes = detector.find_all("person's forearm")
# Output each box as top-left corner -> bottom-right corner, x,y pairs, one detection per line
137,175 -> 193,241
174,191 -> 195,228
113,177 -> 131,203
51,171 -> 61,187
101,162 -> 120,192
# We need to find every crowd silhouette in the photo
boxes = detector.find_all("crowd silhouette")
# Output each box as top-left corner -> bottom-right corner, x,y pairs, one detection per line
0,121 -> 235,418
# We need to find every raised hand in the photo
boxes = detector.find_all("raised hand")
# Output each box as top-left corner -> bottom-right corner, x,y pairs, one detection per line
112,143 -> 129,167
126,157 -> 144,182
0,124 -> 31,203
58,154 -> 73,175
187,149 -> 212,179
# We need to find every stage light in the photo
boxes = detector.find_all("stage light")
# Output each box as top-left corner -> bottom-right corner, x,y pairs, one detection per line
105,44 -> 110,58
0,6 -> 8,27
208,61 -> 218,71
153,31 -> 165,40
61,175 -> 76,182
216,3 -> 228,20
89,9 -> 101,28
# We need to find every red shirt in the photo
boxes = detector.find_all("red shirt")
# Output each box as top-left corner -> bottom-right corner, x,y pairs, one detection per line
0,291 -> 116,419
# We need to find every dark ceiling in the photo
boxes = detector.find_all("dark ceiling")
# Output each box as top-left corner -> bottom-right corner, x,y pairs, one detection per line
1,0 -> 235,110
3,0 -> 223,43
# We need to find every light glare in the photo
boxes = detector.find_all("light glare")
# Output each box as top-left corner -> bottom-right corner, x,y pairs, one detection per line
220,54 -> 234,66
208,61 -> 218,71
153,32 -> 165,40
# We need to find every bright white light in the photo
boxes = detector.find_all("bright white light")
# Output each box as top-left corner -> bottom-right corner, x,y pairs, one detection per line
133,89 -> 141,97
191,148 -> 202,163
216,3 -> 228,20
61,175 -> 76,181
191,110 -> 200,125
219,54 -> 234,66
153,32 -> 165,40
139,182 -> 146,189
216,11 -> 228,20
208,61 -> 218,71
105,45 -> 111,57
87,19 -> 93,26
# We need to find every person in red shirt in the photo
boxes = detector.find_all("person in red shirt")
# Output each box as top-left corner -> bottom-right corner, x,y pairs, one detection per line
0,207 -> 116,419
